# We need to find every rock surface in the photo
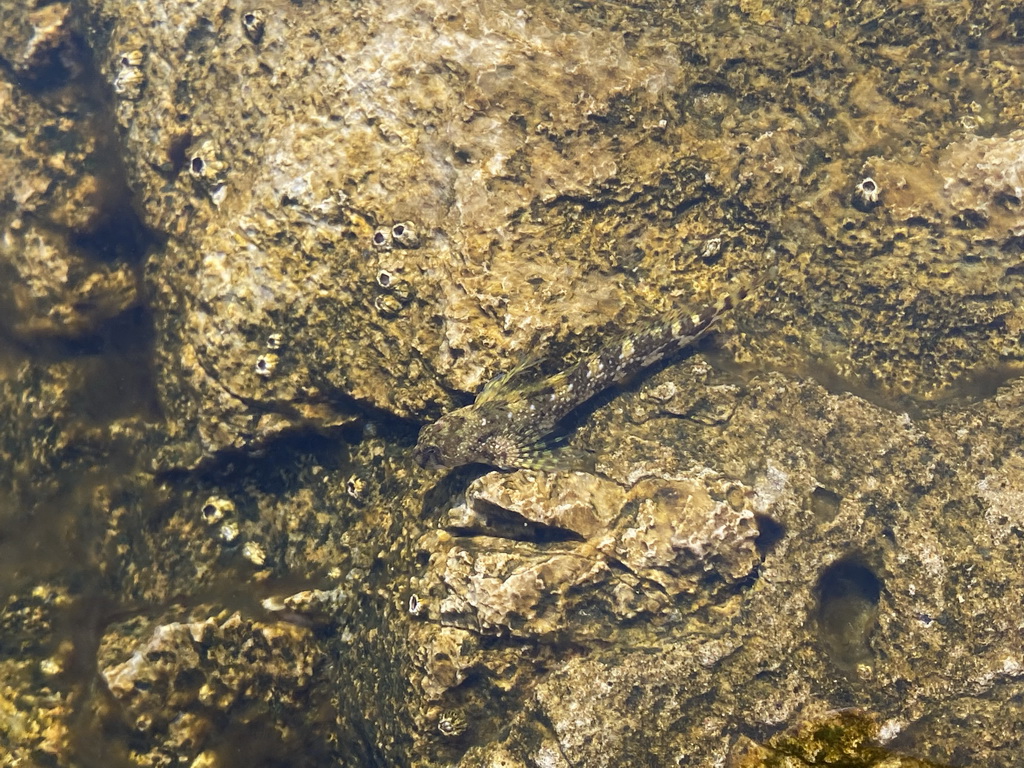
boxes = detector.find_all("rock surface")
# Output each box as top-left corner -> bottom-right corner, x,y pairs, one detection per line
2,0 -> 1024,767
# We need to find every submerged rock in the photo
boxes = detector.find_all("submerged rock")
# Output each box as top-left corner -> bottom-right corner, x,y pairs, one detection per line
728,709 -> 952,768
418,467 -> 761,639
4,0 -> 1024,766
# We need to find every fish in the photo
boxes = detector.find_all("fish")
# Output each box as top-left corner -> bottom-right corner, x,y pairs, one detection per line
413,272 -> 770,471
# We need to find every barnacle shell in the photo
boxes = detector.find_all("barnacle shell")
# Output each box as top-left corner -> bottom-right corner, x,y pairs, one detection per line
374,294 -> 404,317
118,49 -> 145,68
242,541 -> 267,567
437,709 -> 468,738
391,221 -> 421,249
219,521 -> 240,544
371,227 -> 392,250
241,9 -> 266,44
346,474 -> 366,501
201,496 -> 235,525
114,66 -> 145,99
188,139 -> 228,199
853,177 -> 880,210
255,353 -> 278,377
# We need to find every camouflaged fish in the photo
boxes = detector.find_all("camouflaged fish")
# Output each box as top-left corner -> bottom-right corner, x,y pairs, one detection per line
413,275 -> 768,471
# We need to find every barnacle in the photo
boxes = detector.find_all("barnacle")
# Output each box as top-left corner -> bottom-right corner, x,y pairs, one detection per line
242,541 -> 267,567
201,496 -> 235,525
346,474 -> 366,501
408,594 -> 424,616
375,269 -> 413,303
255,353 -> 278,377
241,9 -> 266,44
371,227 -> 392,250
219,521 -> 240,544
700,236 -> 722,260
391,221 -> 421,249
188,139 -> 228,202
114,65 -> 145,100
118,49 -> 145,68
374,294 -> 404,317
853,177 -> 880,211
266,332 -> 283,351
437,709 -> 468,738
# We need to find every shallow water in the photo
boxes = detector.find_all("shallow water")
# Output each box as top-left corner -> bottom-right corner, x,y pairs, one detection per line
4,0 -> 1024,766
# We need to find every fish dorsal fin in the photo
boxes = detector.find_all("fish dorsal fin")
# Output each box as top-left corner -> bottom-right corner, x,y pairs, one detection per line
475,355 -> 544,404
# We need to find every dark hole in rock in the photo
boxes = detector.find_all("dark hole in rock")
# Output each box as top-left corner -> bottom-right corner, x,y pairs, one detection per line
815,558 -> 882,673
167,131 -> 194,173
995,191 -> 1021,208
754,514 -> 785,556
809,486 -> 842,521
393,224 -> 405,236
953,208 -> 988,229
191,156 -> 205,174
175,667 -> 206,692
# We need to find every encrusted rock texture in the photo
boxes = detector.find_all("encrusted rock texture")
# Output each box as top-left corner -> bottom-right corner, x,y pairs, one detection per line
2,0 -> 1024,766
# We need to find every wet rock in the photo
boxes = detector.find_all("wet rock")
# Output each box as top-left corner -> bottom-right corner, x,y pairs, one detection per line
89,0 -> 764,467
0,40 -> 145,342
0,584 -> 76,766
98,611 -> 332,766
4,0 -> 1024,766
728,709 -> 952,767
418,468 -> 760,640
940,130 -> 1024,235
0,2 -> 83,86
0,222 -> 139,338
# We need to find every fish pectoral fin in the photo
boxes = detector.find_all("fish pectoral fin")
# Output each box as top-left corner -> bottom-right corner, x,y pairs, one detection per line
513,437 -> 597,474
476,355 -> 545,404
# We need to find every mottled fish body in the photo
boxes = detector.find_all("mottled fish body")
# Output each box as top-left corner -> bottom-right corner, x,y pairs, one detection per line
414,276 -> 765,471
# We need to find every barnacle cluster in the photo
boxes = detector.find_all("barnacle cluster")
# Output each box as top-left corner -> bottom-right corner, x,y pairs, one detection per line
372,257 -> 414,317
371,221 -> 422,251
113,49 -> 146,100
